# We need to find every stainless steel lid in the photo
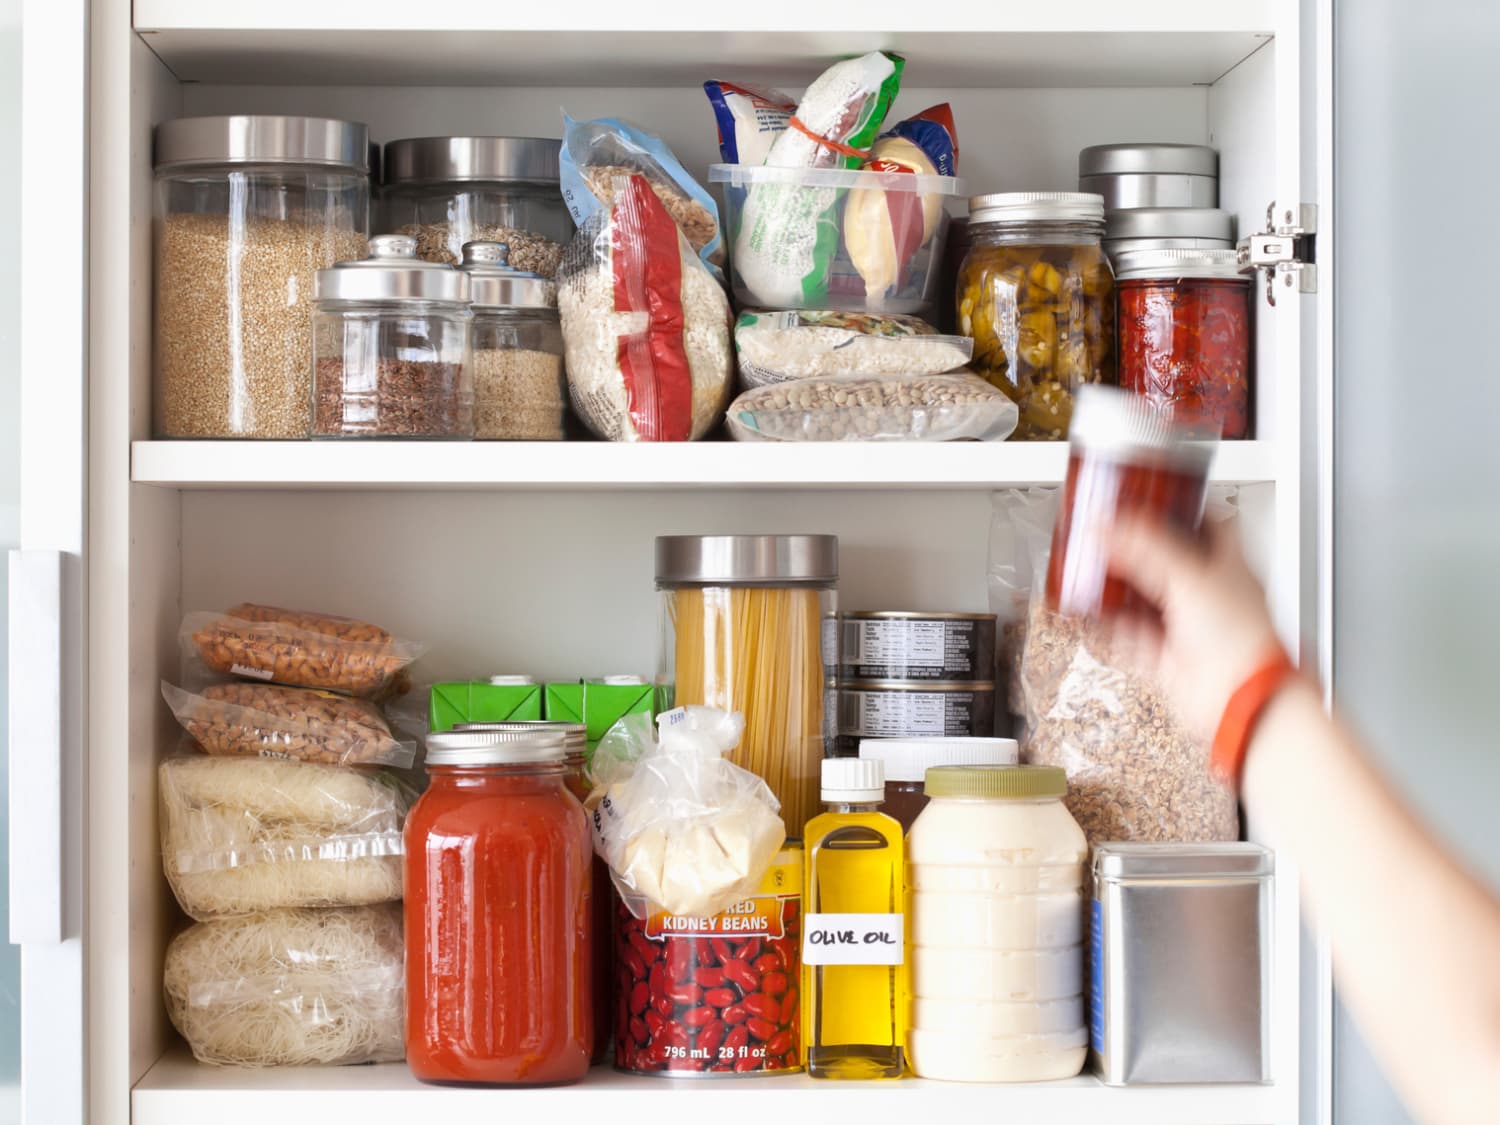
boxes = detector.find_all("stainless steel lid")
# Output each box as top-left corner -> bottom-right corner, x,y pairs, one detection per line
1106,207 -> 1235,242
968,191 -> 1105,226
842,679 -> 995,692
314,234 -> 470,304
154,115 -> 370,173
1079,143 -> 1218,178
424,727 -> 567,767
1069,384 -> 1219,466
459,242 -> 557,310
842,611 -> 995,622
383,136 -> 561,186
1093,842 -> 1274,880
1114,247 -> 1247,281
452,720 -> 587,753
655,534 -> 838,586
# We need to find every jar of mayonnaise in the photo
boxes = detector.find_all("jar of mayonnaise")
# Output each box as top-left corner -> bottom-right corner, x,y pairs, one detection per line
906,765 -> 1088,1082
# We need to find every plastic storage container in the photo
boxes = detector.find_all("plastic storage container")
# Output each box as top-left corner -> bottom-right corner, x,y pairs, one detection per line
708,164 -> 964,316
1116,248 -> 1253,439
311,234 -> 473,438
906,764 -> 1088,1082
381,136 -> 569,276
403,727 -> 592,1085
1045,385 -> 1214,620
957,193 -> 1116,440
153,115 -> 370,438
1102,207 -> 1236,261
457,241 -> 567,440
656,534 -> 837,833
1078,143 -> 1219,210
856,736 -> 1018,832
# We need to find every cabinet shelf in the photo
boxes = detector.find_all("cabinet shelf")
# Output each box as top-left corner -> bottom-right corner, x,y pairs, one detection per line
133,1047 -> 1286,1125
130,439 -> 1276,491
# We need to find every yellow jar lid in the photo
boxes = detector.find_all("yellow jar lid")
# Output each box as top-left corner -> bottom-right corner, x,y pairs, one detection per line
923,764 -> 1067,800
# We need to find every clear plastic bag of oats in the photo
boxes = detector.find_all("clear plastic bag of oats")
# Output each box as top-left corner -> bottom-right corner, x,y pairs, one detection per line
988,487 -> 1240,847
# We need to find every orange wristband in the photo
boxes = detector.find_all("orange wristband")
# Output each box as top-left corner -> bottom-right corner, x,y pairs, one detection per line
1210,650 -> 1297,790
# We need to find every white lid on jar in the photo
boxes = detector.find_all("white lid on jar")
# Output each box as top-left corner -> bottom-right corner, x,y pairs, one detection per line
822,757 -> 885,803
1069,385 -> 1218,469
859,736 -> 1019,782
488,674 -> 537,686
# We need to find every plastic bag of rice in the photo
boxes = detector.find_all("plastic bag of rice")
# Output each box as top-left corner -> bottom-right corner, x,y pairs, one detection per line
734,310 -> 973,388
559,173 -> 732,441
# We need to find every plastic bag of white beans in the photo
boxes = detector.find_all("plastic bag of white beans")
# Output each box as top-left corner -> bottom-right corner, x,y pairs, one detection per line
725,371 -> 1017,442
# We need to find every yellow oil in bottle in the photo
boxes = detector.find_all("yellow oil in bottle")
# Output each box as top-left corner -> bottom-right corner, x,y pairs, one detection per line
802,760 -> 907,1080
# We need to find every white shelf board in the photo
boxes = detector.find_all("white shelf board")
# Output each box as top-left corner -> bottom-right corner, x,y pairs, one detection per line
130,439 -> 1274,491
133,1047 -> 1284,1125
133,2 -> 1274,87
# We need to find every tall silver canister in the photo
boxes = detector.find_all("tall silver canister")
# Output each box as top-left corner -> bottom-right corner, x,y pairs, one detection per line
1090,843 -> 1273,1085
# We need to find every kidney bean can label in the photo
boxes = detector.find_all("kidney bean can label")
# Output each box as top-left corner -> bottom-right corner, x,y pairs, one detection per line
615,846 -> 802,1076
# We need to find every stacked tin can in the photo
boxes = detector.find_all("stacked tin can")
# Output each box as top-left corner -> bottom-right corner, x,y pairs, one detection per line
834,612 -> 998,755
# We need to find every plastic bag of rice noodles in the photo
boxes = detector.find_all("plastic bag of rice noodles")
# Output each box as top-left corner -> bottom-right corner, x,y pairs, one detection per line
164,904 -> 405,1066
730,51 -> 904,307
159,754 -> 409,921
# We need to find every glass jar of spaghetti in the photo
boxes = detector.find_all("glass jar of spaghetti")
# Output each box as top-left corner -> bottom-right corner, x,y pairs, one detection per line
404,727 -> 592,1085
1115,248 -> 1252,438
1046,386 -> 1214,620
655,535 -> 838,836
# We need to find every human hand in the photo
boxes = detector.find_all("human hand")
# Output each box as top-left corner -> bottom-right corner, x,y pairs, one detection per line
1106,515 -> 1283,742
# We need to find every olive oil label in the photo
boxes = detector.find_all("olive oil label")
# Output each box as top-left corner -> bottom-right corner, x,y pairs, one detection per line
803,912 -> 904,966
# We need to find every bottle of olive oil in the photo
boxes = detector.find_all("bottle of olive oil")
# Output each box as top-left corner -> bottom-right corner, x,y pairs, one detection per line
802,758 -> 907,1079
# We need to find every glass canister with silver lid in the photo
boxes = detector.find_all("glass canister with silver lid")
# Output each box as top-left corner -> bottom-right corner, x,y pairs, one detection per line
311,234 -> 474,438
153,115 -> 371,438
458,241 -> 567,440
382,136 -> 568,276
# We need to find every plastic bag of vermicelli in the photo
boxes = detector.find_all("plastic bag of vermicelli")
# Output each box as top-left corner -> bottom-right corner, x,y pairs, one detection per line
164,904 -> 404,1066
159,754 -> 408,921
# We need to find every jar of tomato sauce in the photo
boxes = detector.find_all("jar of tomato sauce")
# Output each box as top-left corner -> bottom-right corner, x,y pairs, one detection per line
1115,247 -> 1252,438
405,727 -> 592,1085
451,719 -> 610,1064
1046,385 -> 1214,620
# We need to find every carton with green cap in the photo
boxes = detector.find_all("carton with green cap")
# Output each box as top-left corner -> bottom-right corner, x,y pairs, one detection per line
543,675 -> 655,749
429,676 -> 543,733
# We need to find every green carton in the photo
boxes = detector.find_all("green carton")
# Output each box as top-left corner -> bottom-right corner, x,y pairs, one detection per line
544,678 -> 656,747
429,679 -> 544,733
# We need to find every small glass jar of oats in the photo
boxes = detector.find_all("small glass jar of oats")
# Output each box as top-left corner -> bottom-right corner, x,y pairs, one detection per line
459,241 -> 567,441
381,137 -> 569,279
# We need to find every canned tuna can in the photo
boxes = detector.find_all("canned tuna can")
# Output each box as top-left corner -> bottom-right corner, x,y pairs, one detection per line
836,680 -> 996,755
615,845 -> 802,1076
839,611 -> 997,681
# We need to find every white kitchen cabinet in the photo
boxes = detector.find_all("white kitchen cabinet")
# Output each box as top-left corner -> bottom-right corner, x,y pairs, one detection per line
8,1 -> 1332,1122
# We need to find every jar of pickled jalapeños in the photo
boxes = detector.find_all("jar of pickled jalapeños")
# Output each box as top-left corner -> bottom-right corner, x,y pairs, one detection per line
956,193 -> 1115,440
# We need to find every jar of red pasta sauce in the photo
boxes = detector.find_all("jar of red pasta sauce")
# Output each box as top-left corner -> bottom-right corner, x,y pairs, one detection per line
1046,385 -> 1214,620
405,727 -> 592,1085
452,720 -> 610,1064
1115,247 -> 1252,438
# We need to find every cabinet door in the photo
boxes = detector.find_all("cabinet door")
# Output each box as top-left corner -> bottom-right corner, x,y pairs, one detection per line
7,0 -> 88,1122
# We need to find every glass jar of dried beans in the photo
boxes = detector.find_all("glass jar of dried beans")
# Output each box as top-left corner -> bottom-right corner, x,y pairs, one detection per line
1115,248 -> 1252,439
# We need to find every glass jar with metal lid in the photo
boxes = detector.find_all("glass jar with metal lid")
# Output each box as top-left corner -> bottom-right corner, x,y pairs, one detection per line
957,192 -> 1116,440
382,136 -> 568,276
656,534 -> 838,833
458,241 -> 567,440
1078,143 -> 1219,210
311,234 -> 474,439
404,727 -> 592,1085
1116,247 -> 1252,439
1102,207 -> 1236,262
153,115 -> 371,438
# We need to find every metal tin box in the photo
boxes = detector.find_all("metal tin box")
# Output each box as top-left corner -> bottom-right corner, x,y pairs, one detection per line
1090,843 -> 1273,1085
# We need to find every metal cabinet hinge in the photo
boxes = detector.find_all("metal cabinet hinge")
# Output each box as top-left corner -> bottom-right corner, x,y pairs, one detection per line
1238,202 -> 1317,306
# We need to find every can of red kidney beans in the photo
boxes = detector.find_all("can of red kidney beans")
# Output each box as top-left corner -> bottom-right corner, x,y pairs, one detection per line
615,845 -> 802,1076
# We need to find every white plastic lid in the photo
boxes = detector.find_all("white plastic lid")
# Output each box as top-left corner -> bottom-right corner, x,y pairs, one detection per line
597,674 -> 648,686
858,737 -> 1019,782
488,674 -> 537,686
822,757 -> 885,803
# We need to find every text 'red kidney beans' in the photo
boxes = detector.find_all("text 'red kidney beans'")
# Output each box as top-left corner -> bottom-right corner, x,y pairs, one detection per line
615,846 -> 802,1076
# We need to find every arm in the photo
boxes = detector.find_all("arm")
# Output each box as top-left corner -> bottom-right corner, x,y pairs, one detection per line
1109,517 -> 1500,1125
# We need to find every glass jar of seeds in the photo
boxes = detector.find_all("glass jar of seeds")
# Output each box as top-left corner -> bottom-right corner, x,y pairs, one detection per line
153,115 -> 371,438
458,241 -> 567,441
381,137 -> 569,278
311,235 -> 474,439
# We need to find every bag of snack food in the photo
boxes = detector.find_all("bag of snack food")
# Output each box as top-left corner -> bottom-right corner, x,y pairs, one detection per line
703,80 -> 795,165
559,173 -> 732,441
844,104 -> 959,299
560,113 -> 723,267
725,371 -> 1017,442
734,309 -> 973,387
162,681 -> 415,768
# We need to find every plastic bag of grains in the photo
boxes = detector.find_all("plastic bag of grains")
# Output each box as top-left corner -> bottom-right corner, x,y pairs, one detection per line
733,309 -> 973,387
988,488 -> 1240,847
726,371 -> 1015,442
558,174 -> 732,441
